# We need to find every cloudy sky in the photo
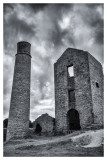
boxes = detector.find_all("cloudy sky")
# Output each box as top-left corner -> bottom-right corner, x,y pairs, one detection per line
3,3 -> 104,121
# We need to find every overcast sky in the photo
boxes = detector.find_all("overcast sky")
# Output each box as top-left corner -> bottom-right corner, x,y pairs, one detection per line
3,3 -> 104,121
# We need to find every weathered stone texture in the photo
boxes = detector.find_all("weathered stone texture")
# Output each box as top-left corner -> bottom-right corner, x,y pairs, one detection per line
54,48 -> 103,133
33,113 -> 55,134
6,41 -> 31,141
88,54 -> 104,125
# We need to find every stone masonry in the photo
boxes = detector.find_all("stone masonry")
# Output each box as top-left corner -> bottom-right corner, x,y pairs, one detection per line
54,48 -> 103,133
33,113 -> 55,135
6,41 -> 31,141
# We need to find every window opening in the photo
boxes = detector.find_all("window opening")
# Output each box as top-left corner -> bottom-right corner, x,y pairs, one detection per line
96,82 -> 99,88
68,65 -> 74,77
69,90 -> 75,102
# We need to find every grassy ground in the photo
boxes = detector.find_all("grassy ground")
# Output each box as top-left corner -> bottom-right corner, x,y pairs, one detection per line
4,131 -> 104,157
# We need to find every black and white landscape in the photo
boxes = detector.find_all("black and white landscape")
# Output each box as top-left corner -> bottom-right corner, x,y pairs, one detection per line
3,3 -> 104,157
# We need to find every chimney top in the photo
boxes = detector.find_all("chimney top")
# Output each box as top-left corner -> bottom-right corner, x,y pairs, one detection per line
17,41 -> 31,55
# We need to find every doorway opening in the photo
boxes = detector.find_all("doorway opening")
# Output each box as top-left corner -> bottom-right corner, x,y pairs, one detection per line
67,109 -> 81,130
35,123 -> 42,134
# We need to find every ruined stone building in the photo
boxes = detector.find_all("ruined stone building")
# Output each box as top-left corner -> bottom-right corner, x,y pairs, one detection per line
6,41 -> 104,140
33,113 -> 55,135
6,41 -> 31,140
54,48 -> 104,134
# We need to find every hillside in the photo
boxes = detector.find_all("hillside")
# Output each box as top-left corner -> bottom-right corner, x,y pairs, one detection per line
4,129 -> 104,157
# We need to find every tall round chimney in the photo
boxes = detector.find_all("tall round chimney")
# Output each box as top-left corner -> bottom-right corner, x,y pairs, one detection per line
6,41 -> 31,141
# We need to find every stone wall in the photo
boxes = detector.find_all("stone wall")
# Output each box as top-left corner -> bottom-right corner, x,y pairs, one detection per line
6,41 -> 31,141
54,48 -> 103,133
33,113 -> 55,134
88,53 -> 104,126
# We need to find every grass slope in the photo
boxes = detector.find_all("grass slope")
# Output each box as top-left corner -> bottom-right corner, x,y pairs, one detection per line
4,129 -> 104,157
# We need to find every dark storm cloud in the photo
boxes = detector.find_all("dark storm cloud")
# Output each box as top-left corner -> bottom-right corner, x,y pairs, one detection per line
28,3 -> 48,11
3,3 -> 104,121
85,3 -> 103,8
95,27 -> 103,44
29,3 -> 75,48
7,14 -> 35,35
87,4 -> 103,45
3,3 -> 14,13
4,5 -> 35,53
75,4 -> 104,45
28,3 -> 73,13
46,4 -> 74,47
